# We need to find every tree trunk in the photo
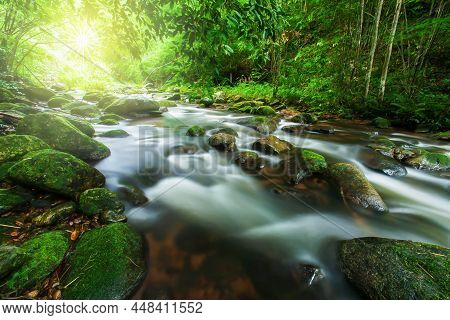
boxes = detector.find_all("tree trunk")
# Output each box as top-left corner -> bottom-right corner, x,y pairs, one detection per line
364,0 -> 384,101
378,0 -> 403,104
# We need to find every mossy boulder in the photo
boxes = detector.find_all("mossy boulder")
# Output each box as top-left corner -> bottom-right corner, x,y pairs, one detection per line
209,133 -> 236,152
339,237 -> 449,299
0,162 -> 14,181
235,151 -> 263,172
199,97 -> 214,108
16,113 -> 110,161
238,116 -> 278,134
99,113 -> 125,122
229,101 -> 276,116
328,163 -> 388,213
97,95 -> 117,109
158,100 -> 177,108
0,188 -> 32,214
117,185 -> 149,206
0,245 -> 27,280
291,113 -> 318,124
361,150 -> 407,177
61,223 -> 145,299
167,93 -> 181,101
404,150 -> 450,172
186,125 -> 206,137
0,87 -> 15,103
232,101 -> 264,109
253,135 -> 293,155
98,129 -> 129,138
48,97 -> 71,109
282,149 -> 327,184
0,135 -> 50,163
61,101 -> 90,111
67,118 -> 95,137
104,97 -> 160,116
83,92 -> 103,102
367,136 -> 397,158
0,103 -> 38,115
70,104 -> 99,117
8,149 -> 105,199
372,117 -> 391,129
431,131 -> 450,141
22,87 -> 55,101
32,202 -> 76,227
213,127 -> 238,137
79,188 -> 126,223
98,119 -> 119,126
4,231 -> 69,293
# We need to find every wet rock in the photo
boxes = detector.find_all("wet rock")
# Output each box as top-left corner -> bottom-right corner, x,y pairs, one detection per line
32,202 -> 76,227
291,113 -> 318,124
118,185 -> 149,206
328,163 -> 388,213
47,97 -> 71,109
0,135 -> 49,163
97,95 -> 117,109
61,101 -> 91,111
283,149 -> 327,184
361,150 -> 407,177
99,113 -> 125,122
167,93 -> 181,101
307,125 -> 335,134
104,97 -> 160,116
0,188 -> 32,214
8,149 -> 105,199
61,223 -> 145,300
282,125 -> 307,134
339,237 -> 449,300
70,104 -> 99,117
0,87 -> 15,102
239,116 -> 278,134
200,97 -> 214,108
0,245 -> 27,280
3,231 -> 69,293
372,117 -> 390,129
431,131 -> 450,141
229,101 -> 276,116
212,127 -> 239,137
16,113 -> 110,161
0,103 -> 38,115
158,100 -> 177,108
235,151 -> 263,172
186,125 -> 206,137
291,264 -> 324,288
79,188 -> 126,223
98,119 -> 119,125
404,150 -> 450,172
253,135 -> 293,155
209,133 -> 236,152
22,87 -> 55,101
67,118 -> 95,137
83,92 -> 103,102
169,144 -> 199,155
98,129 -> 130,138
367,136 -> 397,158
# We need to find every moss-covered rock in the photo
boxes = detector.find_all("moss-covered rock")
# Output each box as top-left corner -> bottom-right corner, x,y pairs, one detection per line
0,162 -> 14,181
167,93 -> 181,101
83,92 -> 103,102
199,97 -> 214,108
98,129 -> 130,138
328,163 -> 388,213
61,223 -> 145,299
61,101 -> 90,111
97,95 -> 117,109
0,103 -> 39,115
104,97 -> 160,116
339,237 -> 449,300
4,231 -> 69,293
213,127 -> 238,137
79,188 -> 126,223
0,135 -> 50,163
158,100 -> 177,108
8,149 -> 105,199
372,117 -> 391,129
99,113 -> 125,122
0,245 -> 27,280
0,87 -> 15,103
404,150 -> 450,172
98,119 -> 119,126
0,188 -> 32,214
361,150 -> 407,177
16,113 -> 110,161
22,87 -> 55,101
238,116 -> 278,134
367,136 -> 397,158
229,101 -> 276,116
431,131 -> 450,141
253,135 -> 293,155
235,151 -> 263,172
47,97 -> 71,109
70,104 -> 99,117
291,113 -> 318,124
32,202 -> 76,227
67,118 -> 95,137
117,185 -> 148,206
282,149 -> 327,184
186,125 -> 206,137
209,133 -> 236,152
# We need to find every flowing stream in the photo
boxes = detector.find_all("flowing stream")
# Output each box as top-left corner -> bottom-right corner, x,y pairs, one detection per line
88,93 -> 449,299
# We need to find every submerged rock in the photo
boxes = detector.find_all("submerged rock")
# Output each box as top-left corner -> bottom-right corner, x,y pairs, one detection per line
104,97 -> 160,116
282,125 -> 307,134
372,117 -> 391,129
361,150 -> 407,177
8,149 -> 105,199
169,144 -> 199,155
328,163 -> 388,213
0,188 -> 32,214
209,133 -> 236,152
47,97 -> 71,109
79,188 -> 126,223
235,151 -> 263,172
253,135 -> 293,155
238,116 -> 278,134
98,129 -> 130,138
0,245 -> 27,280
0,135 -> 49,163
186,125 -> 206,137
118,185 -> 149,206
61,223 -> 145,300
339,237 -> 449,300
3,231 -> 69,293
32,202 -> 76,227
16,113 -> 110,161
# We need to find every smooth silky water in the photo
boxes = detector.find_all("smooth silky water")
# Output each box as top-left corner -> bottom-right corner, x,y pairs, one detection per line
91,96 -> 449,299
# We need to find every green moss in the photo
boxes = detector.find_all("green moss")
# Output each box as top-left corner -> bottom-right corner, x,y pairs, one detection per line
16,113 -> 110,161
61,223 -> 145,299
79,188 -> 126,223
32,202 -> 76,227
0,188 -> 32,214
291,113 -> 318,124
97,95 -> 117,109
61,101 -> 90,110
239,116 -> 278,134
405,150 -> 450,171
70,104 -> 99,117
104,97 -> 160,116
253,135 -> 293,155
209,133 -> 236,152
339,237 -> 449,299
300,149 -> 327,172
0,162 -> 15,181
228,101 -> 276,116
5,231 -> 69,293
0,87 -> 16,102
22,87 -> 55,101
83,92 -> 103,102
99,113 -> 125,122
235,151 -> 262,172
48,97 -> 71,109
431,131 -> 450,141
98,129 -> 130,138
0,245 -> 28,280
0,215 -> 19,243
67,118 -> 95,137
158,100 -> 177,107
186,125 -> 206,137
0,103 -> 38,115
0,135 -> 50,163
372,117 -> 391,129
8,149 -> 105,199
98,119 -> 119,126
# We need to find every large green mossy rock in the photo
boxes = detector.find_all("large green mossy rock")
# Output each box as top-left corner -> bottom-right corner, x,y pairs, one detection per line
253,135 -> 293,155
104,97 -> 160,116
0,135 -> 50,163
67,118 -> 95,137
70,104 -> 99,117
61,223 -> 146,300
372,117 -> 391,129
16,113 -> 110,161
97,95 -> 118,109
328,163 -> 388,213
208,133 -> 236,152
186,125 -> 206,137
238,116 -> 278,134
235,151 -> 263,172
83,92 -> 103,102
282,149 -> 327,184
8,149 -> 105,199
339,237 -> 449,300
291,113 -> 318,124
0,162 -> 15,181
229,101 -> 276,116
0,188 -> 32,214
4,231 -> 69,293
32,202 -> 76,227
0,103 -> 38,115
48,97 -> 71,109
158,100 -> 177,108
61,101 -> 91,111
0,245 -> 27,280
0,87 -> 16,103
361,150 -> 407,177
404,150 -> 450,172
98,129 -> 129,138
79,188 -> 126,223
22,87 -> 55,101
99,113 -> 125,122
